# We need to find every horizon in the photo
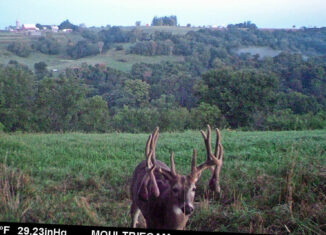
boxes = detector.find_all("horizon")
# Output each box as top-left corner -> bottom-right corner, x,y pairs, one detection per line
1,0 -> 326,30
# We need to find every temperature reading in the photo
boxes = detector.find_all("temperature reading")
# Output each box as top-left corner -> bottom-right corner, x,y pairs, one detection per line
0,226 -> 10,234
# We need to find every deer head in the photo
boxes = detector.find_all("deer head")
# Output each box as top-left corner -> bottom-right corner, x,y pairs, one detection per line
130,125 -> 223,230
200,125 -> 223,194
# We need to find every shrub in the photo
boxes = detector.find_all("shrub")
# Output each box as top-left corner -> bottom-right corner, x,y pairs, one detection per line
34,36 -> 60,55
0,122 -> 5,132
77,96 -> 110,132
189,102 -> 228,129
159,107 -> 190,131
7,42 -> 32,57
264,110 -> 326,130
67,41 -> 98,59
115,45 -> 124,51
112,106 -> 160,133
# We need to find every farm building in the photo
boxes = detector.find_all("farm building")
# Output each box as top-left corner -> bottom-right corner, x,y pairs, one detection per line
22,24 -> 38,31
51,25 -> 59,32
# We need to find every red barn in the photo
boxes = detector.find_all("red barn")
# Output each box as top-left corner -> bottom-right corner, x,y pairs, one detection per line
22,24 -> 38,30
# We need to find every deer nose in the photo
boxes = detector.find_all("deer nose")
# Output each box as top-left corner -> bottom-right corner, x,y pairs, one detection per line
181,204 -> 194,215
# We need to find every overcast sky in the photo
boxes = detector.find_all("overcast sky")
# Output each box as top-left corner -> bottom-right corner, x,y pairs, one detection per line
1,0 -> 325,29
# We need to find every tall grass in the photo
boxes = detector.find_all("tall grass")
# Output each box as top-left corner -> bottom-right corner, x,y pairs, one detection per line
0,130 -> 325,233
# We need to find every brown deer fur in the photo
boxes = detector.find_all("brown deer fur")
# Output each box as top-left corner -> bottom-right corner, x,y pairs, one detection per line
130,125 -> 223,230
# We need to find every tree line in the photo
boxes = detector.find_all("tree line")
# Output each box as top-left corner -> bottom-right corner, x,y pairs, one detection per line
1,55 -> 325,133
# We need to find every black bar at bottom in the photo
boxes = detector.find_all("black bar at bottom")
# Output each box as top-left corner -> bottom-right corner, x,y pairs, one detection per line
0,222 -> 236,235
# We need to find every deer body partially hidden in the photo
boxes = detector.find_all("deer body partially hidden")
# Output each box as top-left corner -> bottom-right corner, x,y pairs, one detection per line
130,126 -> 223,230
130,160 -> 192,229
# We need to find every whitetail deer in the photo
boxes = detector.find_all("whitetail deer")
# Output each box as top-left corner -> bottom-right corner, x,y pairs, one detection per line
130,125 -> 223,230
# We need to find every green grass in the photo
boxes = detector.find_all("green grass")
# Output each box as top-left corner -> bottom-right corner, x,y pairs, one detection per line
0,130 -> 325,233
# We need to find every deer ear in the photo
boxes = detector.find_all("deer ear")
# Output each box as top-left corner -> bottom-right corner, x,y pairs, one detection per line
138,177 -> 164,201
157,179 -> 169,192
156,179 -> 170,200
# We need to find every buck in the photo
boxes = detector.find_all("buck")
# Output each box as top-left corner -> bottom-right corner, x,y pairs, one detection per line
130,125 -> 223,230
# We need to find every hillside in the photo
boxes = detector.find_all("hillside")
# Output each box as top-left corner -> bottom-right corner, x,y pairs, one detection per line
1,24 -> 326,133
0,26 -> 195,73
1,25 -> 325,73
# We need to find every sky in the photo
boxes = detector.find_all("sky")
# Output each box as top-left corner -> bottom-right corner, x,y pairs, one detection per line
1,0 -> 325,29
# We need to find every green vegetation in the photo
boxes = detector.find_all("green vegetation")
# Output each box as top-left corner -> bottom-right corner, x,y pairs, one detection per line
0,20 -> 326,233
7,41 -> 32,57
33,36 -> 61,55
0,130 -> 325,233
1,54 -> 326,132
151,16 -> 178,26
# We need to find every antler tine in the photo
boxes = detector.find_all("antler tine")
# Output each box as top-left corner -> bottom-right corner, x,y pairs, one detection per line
151,127 -> 159,161
209,127 -> 224,193
207,125 -> 212,157
145,127 -> 159,167
214,128 -> 221,158
142,127 -> 161,198
201,125 -> 214,160
145,133 -> 153,165
219,144 -> 223,160
191,125 -> 222,178
148,162 -> 160,197
170,152 -> 177,176
191,149 -> 197,176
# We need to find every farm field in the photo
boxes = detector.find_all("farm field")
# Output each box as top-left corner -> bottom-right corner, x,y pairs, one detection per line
0,30 -> 185,73
0,130 -> 325,233
235,46 -> 282,59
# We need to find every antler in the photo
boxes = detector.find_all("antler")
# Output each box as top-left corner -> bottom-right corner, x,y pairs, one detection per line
139,127 -> 160,198
169,152 -> 177,176
189,125 -> 223,193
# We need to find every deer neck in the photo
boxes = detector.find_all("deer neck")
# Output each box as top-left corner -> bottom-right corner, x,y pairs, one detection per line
146,197 -> 188,230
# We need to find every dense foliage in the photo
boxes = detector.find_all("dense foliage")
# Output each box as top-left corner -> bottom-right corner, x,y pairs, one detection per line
7,42 -> 32,57
151,16 -> 178,26
33,36 -> 61,55
1,23 -> 326,132
58,19 -> 78,31
67,40 -> 99,59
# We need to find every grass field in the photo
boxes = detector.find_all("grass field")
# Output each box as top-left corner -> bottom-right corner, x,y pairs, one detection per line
0,130 -> 325,233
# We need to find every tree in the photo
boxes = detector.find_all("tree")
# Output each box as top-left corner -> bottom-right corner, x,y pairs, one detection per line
77,96 -> 110,132
34,76 -> 87,131
189,102 -> 227,129
7,42 -> 32,57
112,106 -> 160,132
67,40 -> 98,59
158,107 -> 190,131
199,68 -> 279,128
122,79 -> 150,107
34,36 -> 60,55
151,16 -> 177,26
34,62 -> 52,80
58,19 -> 78,31
99,26 -> 131,44
0,64 -> 35,131
36,23 -> 43,30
